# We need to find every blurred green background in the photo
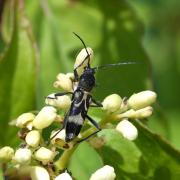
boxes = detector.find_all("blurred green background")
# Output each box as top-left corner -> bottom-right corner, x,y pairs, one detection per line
0,0 -> 180,179
130,0 -> 180,149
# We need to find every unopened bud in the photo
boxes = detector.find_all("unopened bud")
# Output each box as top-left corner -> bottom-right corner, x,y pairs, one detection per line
117,106 -> 153,120
102,94 -> 122,113
90,165 -> 116,180
45,94 -> 71,109
25,130 -> 41,147
34,147 -> 55,164
55,172 -> 72,180
66,73 -> 74,80
116,119 -> 138,140
51,129 -> 66,144
128,90 -> 157,110
16,113 -> 35,128
33,106 -> 57,129
132,106 -> 153,119
51,129 -> 73,149
26,122 -> 33,130
0,146 -> 14,162
30,166 -> 50,180
54,73 -> 73,92
13,148 -> 31,165
74,47 -> 93,76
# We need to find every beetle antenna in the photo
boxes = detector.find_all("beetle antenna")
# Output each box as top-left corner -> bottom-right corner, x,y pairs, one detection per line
93,61 -> 139,71
73,32 -> 91,67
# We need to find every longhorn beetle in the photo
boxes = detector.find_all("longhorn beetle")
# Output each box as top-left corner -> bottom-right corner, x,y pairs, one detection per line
49,33 -> 136,143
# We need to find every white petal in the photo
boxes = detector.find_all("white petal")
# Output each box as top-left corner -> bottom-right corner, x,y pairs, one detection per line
116,119 -> 138,141
102,94 -> 122,113
16,113 -> 35,128
128,90 -> 157,110
51,129 -> 66,142
90,165 -> 116,180
45,94 -> 71,109
55,172 -> 72,180
74,47 -> 93,76
34,147 -> 55,164
25,130 -> 41,147
14,148 -> 32,165
0,146 -> 14,162
54,73 -> 73,92
33,106 -> 57,129
30,166 -> 50,180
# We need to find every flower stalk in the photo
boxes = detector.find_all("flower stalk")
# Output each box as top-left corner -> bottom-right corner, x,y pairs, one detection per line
54,146 -> 77,171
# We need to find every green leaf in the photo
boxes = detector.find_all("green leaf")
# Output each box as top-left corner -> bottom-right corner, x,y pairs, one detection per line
97,121 -> 180,179
97,129 -> 142,179
0,168 -> 3,180
1,0 -> 14,44
134,120 -> 180,179
69,142 -> 103,180
167,111 -> 180,150
0,1 -> 37,146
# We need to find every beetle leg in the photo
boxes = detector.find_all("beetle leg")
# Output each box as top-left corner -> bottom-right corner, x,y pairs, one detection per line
76,115 -> 101,143
50,126 -> 64,141
90,98 -> 103,107
73,68 -> 79,82
46,92 -> 73,99
86,114 -> 101,130
77,129 -> 101,143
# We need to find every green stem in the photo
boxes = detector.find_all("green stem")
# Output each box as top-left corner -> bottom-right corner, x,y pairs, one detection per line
55,145 -> 78,171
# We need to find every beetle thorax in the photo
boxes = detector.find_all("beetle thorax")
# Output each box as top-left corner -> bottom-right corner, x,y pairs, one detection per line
78,67 -> 95,92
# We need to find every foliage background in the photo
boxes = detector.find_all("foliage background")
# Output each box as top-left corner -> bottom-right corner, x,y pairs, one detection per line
0,0 -> 180,179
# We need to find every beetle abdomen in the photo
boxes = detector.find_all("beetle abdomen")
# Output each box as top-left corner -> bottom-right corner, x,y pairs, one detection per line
65,113 -> 84,142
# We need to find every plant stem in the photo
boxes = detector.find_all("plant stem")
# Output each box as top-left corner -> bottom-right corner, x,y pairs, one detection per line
55,145 -> 78,171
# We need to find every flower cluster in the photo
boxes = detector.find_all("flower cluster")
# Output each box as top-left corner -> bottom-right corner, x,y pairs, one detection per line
102,91 -> 157,140
0,47 -> 157,180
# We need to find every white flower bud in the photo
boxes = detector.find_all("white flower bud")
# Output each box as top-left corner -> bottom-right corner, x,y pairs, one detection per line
117,106 -> 153,120
55,172 -> 72,180
45,93 -> 71,109
128,90 -> 157,110
34,147 -> 55,164
16,113 -> 35,128
50,130 -> 74,149
30,166 -> 50,180
117,109 -> 135,119
102,94 -> 122,113
26,122 -> 33,130
0,146 -> 14,162
116,119 -> 138,140
13,148 -> 32,165
90,165 -> 116,180
25,130 -> 41,147
33,106 -> 57,129
74,47 -> 93,76
51,129 -> 66,143
54,73 -> 73,92
132,106 -> 153,119
66,73 -> 74,80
